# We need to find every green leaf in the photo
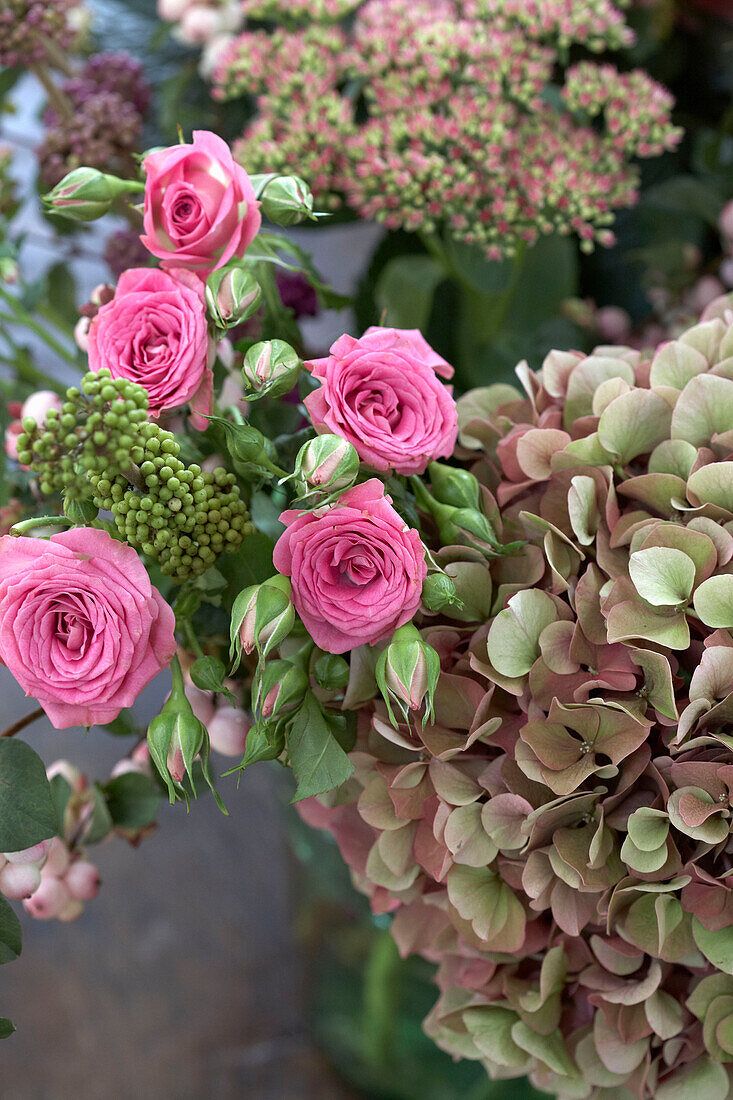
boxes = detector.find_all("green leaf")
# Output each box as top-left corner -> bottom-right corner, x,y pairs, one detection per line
190,656 -> 235,703
218,530 -> 275,607
245,231 -> 351,310
375,255 -> 445,331
104,773 -> 162,830
0,1018 -> 15,1039
0,895 -> 21,965
101,710 -> 139,737
655,1056 -> 729,1100
486,590 -> 558,677
288,692 -> 354,801
694,575 -> 733,628
642,175 -> 725,227
49,774 -> 72,835
692,917 -> 733,975
629,547 -> 695,606
83,783 -> 114,845
226,720 -> 284,773
0,740 -> 56,852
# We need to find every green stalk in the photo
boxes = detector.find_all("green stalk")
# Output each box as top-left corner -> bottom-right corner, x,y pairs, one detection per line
0,288 -> 81,369
361,928 -> 401,1068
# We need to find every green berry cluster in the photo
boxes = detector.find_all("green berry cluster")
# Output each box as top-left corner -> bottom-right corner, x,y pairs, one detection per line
17,369 -> 252,581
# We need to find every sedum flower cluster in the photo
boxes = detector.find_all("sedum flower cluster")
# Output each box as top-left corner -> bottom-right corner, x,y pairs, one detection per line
212,0 -> 681,256
39,52 -> 150,188
297,294 -> 733,1098
0,0 -> 79,69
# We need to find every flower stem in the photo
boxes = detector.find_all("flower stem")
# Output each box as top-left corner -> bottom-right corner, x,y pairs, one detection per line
1,707 -> 45,738
361,928 -> 401,1067
29,61 -> 73,121
0,288 -> 81,368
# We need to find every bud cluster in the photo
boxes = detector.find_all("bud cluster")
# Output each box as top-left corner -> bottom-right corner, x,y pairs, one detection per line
0,0 -> 78,69
16,369 -> 252,581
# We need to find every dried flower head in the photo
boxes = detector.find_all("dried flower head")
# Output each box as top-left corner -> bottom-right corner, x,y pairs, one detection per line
304,294 -> 733,1098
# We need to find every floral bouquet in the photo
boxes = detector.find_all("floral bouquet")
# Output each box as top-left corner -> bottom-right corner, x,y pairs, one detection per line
3,79 -> 733,1100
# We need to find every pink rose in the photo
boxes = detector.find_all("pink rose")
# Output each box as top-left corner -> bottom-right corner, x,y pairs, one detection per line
87,267 -> 213,429
273,479 -> 427,654
0,528 -> 176,729
304,327 -> 458,476
140,130 -> 261,275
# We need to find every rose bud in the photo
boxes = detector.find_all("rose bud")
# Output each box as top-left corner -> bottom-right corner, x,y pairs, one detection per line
256,660 -> 308,720
43,167 -> 142,222
3,839 -> 51,866
207,707 -> 250,757
231,575 -> 295,666
205,262 -> 262,330
376,624 -> 441,727
313,653 -> 351,693
0,861 -> 42,900
259,175 -> 315,227
292,434 -> 360,502
147,657 -> 206,804
65,860 -> 101,902
241,339 -> 302,401
421,572 -> 462,613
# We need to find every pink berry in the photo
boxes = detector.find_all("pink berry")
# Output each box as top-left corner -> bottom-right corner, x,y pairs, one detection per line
44,836 -> 71,876
58,897 -> 84,923
23,876 -> 70,920
0,862 -> 41,900
208,707 -> 250,757
65,860 -> 100,901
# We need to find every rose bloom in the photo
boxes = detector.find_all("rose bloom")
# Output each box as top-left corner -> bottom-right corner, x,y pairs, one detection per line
273,478 -> 427,653
304,327 -> 458,476
0,528 -> 176,729
140,130 -> 261,275
87,267 -> 213,429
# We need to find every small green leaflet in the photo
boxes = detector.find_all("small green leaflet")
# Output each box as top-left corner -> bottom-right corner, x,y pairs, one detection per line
0,740 -> 57,853
0,895 -> 21,965
288,692 -> 354,802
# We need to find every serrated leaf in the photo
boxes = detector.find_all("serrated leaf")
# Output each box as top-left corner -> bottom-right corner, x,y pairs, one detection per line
288,692 -> 354,801
0,896 -> 21,965
0,740 -> 56,852
0,1017 -> 15,1039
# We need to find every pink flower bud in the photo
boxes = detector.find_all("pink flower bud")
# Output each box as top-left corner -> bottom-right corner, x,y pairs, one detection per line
3,839 -> 51,865
207,707 -> 250,757
46,760 -> 87,793
74,316 -> 90,352
158,0 -> 192,19
65,860 -> 101,901
179,5 -> 222,44
5,421 -> 22,462
44,837 -> 71,877
595,306 -> 631,342
24,876 -> 71,920
0,861 -> 41,899
20,391 -> 63,428
167,744 -> 186,784
687,275 -> 726,314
